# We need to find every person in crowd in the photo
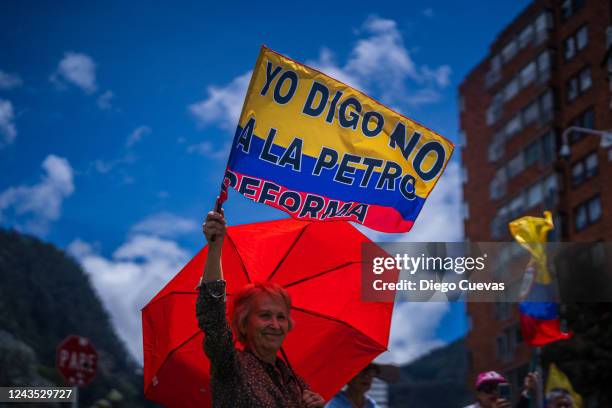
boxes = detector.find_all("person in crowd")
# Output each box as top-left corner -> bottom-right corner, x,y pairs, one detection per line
325,363 -> 399,408
546,388 -> 573,408
325,364 -> 379,408
463,370 -> 537,408
197,209 -> 325,407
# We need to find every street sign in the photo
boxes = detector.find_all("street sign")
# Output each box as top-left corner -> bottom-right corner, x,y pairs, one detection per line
56,335 -> 98,386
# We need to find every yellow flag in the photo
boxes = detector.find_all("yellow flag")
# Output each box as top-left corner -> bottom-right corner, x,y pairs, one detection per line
545,363 -> 583,408
508,211 -> 553,284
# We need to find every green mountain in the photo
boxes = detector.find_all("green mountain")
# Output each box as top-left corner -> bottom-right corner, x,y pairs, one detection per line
389,338 -> 472,407
0,228 -> 153,407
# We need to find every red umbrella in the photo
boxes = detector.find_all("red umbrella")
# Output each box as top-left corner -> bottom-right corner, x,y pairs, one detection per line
142,218 -> 395,407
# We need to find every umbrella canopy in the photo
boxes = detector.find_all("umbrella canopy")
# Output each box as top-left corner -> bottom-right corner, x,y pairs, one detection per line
142,218 -> 395,407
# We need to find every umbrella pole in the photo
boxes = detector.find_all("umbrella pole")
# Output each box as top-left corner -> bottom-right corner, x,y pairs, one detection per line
210,176 -> 229,242
280,347 -> 303,395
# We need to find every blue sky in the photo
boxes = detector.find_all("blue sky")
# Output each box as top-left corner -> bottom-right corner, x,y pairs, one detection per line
1,0 -> 531,363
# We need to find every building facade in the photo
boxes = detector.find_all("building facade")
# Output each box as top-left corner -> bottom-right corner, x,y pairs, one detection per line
459,0 -> 612,397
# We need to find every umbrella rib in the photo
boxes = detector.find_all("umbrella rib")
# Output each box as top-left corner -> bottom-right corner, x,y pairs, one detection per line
141,291 -> 197,311
283,261 -> 357,288
290,306 -> 388,351
142,291 -> 239,311
226,234 -> 251,283
144,330 -> 202,396
266,223 -> 309,281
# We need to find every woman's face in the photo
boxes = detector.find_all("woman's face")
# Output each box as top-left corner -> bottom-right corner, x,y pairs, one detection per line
244,293 -> 290,355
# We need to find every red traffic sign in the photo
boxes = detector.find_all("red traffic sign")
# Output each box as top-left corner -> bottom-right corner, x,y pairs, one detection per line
56,335 -> 98,386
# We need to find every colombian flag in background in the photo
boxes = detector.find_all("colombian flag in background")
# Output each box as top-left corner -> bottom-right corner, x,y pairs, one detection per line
509,211 -> 571,346
219,46 -> 454,233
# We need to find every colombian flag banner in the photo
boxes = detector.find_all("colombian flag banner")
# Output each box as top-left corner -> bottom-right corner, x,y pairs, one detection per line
221,46 -> 454,233
509,211 -> 571,346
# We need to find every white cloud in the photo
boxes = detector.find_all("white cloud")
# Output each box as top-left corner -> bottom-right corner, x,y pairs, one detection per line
356,160 -> 463,243
130,212 -> 199,238
306,47 -> 363,89
50,52 -> 97,94
189,16 -> 452,132
376,301 -> 449,365
421,65 -> 452,88
405,88 -> 443,106
0,155 -> 74,235
0,70 -> 23,90
68,233 -> 191,362
188,71 -> 251,130
126,126 -> 151,148
406,161 -> 463,241
422,8 -> 434,18
186,141 -> 229,159
0,99 -> 17,147
97,90 -> 114,110
345,17 -> 418,89
357,161 -> 462,365
92,153 -> 137,174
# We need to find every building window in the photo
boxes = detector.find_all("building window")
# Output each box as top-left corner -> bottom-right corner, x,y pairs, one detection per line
535,12 -> 552,44
488,142 -> 504,162
520,61 -> 537,87
574,195 -> 602,231
486,55 -> 502,87
576,25 -> 588,50
564,25 -> 588,62
496,335 -> 509,361
539,90 -> 554,122
588,196 -> 602,223
504,77 -> 520,101
561,0 -> 586,21
571,152 -> 598,186
505,114 -> 523,139
567,77 -> 578,101
522,100 -> 539,126
567,67 -> 591,102
490,168 -> 507,200
527,183 -> 543,208
496,326 -> 519,361
572,151 -> 599,186
569,108 -> 595,143
509,194 -> 525,219
502,40 -> 518,63
507,153 -> 525,178
495,299 -> 512,321
524,139 -> 541,167
563,36 -> 576,61
564,36 -> 576,61
543,173 -> 558,206
541,130 -> 555,164
571,161 -> 585,186
519,24 -> 535,48
537,50 -> 551,82
486,93 -> 504,126
579,66 -> 592,91
585,152 -> 598,178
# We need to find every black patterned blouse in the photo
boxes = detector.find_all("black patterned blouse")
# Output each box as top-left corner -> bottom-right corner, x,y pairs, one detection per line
196,280 -> 308,408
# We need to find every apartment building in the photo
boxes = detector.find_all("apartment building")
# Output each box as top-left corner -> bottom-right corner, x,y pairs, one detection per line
459,0 -> 612,396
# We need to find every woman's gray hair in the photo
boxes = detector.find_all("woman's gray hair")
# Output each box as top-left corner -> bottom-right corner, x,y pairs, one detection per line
231,281 -> 294,344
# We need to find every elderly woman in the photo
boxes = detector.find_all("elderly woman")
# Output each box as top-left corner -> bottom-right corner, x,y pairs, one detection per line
197,209 -> 325,408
